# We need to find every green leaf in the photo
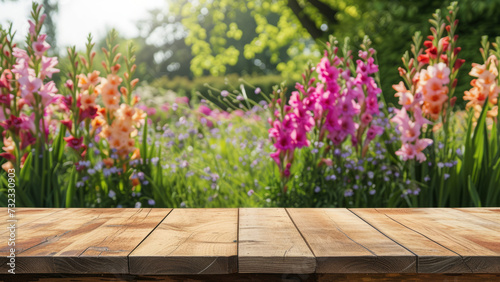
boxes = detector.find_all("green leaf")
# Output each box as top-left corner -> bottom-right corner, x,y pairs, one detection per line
467,175 -> 482,207
65,166 -> 77,207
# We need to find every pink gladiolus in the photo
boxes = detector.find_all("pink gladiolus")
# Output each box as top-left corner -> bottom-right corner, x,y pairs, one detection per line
28,20 -> 36,35
270,150 -> 281,165
40,56 -> 59,78
361,112 -> 373,124
232,109 -> 245,117
175,96 -> 189,104
33,34 -> 50,56
0,70 -> 13,90
395,143 -> 417,161
0,94 -> 13,105
267,40 -> 384,179
12,47 -> 29,61
198,105 -> 212,116
18,75 -> 42,97
146,107 -> 156,116
161,102 -> 170,112
366,125 -> 384,141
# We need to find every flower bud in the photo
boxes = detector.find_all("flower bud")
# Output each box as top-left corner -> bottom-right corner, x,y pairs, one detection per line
131,78 -> 139,87
113,53 -> 121,63
120,86 -> 128,96
450,96 -> 457,108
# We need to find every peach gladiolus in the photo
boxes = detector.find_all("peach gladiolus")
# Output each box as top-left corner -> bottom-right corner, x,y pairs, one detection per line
80,90 -> 96,110
78,71 -> 100,90
2,137 -> 15,153
464,55 -> 499,119
418,63 -> 450,120
2,161 -> 14,172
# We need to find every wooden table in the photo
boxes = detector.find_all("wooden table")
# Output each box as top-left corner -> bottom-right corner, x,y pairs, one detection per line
1,208 -> 500,281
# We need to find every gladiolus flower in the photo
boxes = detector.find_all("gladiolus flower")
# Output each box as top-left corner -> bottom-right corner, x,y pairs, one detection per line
0,152 -> 15,162
64,136 -> 84,150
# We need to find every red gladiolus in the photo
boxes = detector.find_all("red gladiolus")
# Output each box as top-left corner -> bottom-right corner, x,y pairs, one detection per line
426,46 -> 438,58
454,58 -> 465,71
64,135 -> 84,150
20,131 -> 36,150
418,54 -> 430,64
79,106 -> 98,122
61,119 -> 72,131
0,152 -> 15,162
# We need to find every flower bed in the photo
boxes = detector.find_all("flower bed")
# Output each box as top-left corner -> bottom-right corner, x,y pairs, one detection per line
0,2 -> 499,208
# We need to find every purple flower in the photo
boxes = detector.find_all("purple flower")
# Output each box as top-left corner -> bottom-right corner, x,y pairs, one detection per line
137,172 -> 145,180
135,202 -> 142,208
344,189 -> 353,197
151,157 -> 160,165
221,90 -> 229,97
108,190 -> 116,198
314,186 -> 321,193
148,199 -> 155,206
255,87 -> 261,94
367,171 -> 374,179
247,189 -> 254,196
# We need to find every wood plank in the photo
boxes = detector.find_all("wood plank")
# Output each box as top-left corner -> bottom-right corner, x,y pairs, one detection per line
288,208 -> 415,273
238,208 -> 316,274
351,208 -> 471,273
3,273 -> 500,282
0,208 -> 66,230
455,208 -> 500,224
129,208 -> 238,275
353,208 -> 500,273
0,208 -> 169,274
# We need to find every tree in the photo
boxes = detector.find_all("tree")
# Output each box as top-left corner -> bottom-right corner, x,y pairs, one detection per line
166,0 -> 340,79
41,0 -> 58,53
163,0 -> 500,105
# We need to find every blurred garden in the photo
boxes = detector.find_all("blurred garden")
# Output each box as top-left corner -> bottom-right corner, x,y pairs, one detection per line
0,0 -> 499,208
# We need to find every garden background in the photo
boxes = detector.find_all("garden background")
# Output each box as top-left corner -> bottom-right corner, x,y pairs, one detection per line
0,0 -> 499,209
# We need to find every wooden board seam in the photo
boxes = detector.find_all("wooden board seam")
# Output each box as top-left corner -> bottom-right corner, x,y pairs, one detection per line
126,208 -> 173,274
236,208 -> 240,274
347,208 -> 420,269
351,208 -> 476,273
285,208 -> 318,272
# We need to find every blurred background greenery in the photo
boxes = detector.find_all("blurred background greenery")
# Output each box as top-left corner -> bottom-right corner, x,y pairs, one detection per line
4,0 -> 500,107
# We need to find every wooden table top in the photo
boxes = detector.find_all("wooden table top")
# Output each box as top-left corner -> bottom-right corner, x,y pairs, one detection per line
1,208 -> 499,275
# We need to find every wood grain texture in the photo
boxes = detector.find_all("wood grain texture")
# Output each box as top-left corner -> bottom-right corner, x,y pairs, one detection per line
4,273 -> 500,282
238,208 -> 316,274
0,208 -> 169,274
455,208 -> 500,224
129,208 -> 238,275
353,208 -> 500,273
288,208 -> 415,273
0,208 -> 66,231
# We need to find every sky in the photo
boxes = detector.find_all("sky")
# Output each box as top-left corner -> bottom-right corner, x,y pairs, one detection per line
0,0 -> 166,50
